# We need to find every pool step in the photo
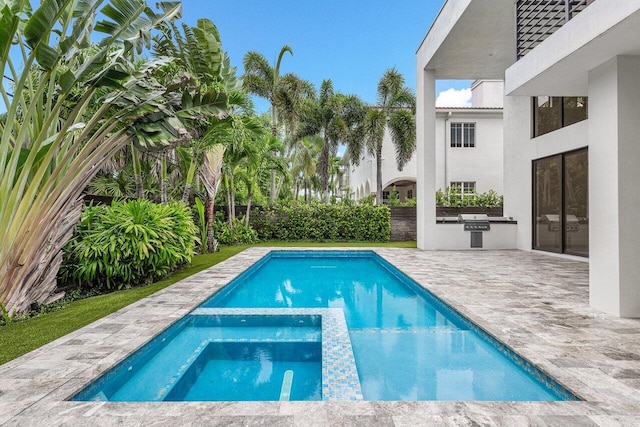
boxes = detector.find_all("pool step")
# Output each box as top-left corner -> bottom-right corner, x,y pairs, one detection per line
279,370 -> 294,401
193,326 -> 321,343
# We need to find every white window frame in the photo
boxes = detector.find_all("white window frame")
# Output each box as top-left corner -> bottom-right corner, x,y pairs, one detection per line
450,181 -> 476,199
450,122 -> 476,148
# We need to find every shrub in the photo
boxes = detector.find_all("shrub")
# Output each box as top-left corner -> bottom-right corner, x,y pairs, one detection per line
214,217 -> 259,245
251,203 -> 390,242
386,186 -> 401,206
59,200 -> 198,291
436,186 -> 503,208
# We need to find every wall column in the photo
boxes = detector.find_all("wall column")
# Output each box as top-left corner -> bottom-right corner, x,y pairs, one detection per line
416,68 -> 436,249
588,55 -> 640,317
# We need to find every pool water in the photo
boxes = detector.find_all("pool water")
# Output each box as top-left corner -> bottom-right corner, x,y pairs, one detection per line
73,250 -> 579,402
165,341 -> 321,401
202,251 -> 575,401
73,314 -> 322,402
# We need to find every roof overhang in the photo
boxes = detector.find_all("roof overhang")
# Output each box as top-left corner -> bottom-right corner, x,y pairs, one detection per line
505,2 -> 640,96
417,0 -> 516,80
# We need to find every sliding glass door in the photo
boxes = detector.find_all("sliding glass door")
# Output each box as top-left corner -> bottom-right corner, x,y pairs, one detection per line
533,149 -> 588,256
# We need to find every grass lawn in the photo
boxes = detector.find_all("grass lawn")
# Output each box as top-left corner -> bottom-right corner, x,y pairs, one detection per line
0,241 -> 415,365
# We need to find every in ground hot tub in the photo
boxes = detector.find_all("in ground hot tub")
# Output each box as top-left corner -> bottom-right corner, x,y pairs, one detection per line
72,308 -> 361,402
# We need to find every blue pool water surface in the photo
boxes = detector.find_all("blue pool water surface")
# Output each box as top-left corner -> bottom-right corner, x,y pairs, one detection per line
73,250 -> 579,402
74,315 -> 322,401
202,251 -> 575,401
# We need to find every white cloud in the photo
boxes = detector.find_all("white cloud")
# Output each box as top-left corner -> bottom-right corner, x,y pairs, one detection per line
435,88 -> 472,107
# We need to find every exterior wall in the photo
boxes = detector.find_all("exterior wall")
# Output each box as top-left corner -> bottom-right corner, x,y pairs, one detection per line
443,111 -> 503,194
471,80 -> 503,108
588,56 -> 640,317
416,0 -> 640,317
503,97 -> 588,251
346,149 -> 374,200
348,109 -> 504,201
416,69 -> 436,249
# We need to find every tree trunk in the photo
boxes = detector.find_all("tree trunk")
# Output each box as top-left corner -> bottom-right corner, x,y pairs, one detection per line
131,144 -> 144,199
245,190 -> 253,227
1,196 -> 83,316
270,169 -> 276,203
182,158 -> 197,203
160,152 -> 168,203
269,122 -> 277,204
226,181 -> 233,227
205,194 -> 217,253
319,136 -> 330,203
229,175 -> 236,222
274,174 -> 284,200
376,145 -> 383,205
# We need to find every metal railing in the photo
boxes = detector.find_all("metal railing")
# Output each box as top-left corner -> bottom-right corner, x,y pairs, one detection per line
516,0 -> 592,59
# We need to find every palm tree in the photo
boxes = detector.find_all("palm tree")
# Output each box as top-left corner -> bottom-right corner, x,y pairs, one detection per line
240,135 -> 286,226
350,68 -> 416,205
297,81 -> 365,203
272,73 -> 315,198
243,45 -> 292,202
291,136 -> 322,203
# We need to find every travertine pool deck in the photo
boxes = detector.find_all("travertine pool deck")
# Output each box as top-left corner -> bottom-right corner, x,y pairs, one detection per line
1,248 -> 639,426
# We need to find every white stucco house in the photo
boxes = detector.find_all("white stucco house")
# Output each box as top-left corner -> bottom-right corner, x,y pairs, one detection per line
416,0 -> 640,317
344,80 -> 504,203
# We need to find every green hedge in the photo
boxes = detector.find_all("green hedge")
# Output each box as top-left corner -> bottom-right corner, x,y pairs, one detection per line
59,199 -> 198,290
250,204 -> 390,242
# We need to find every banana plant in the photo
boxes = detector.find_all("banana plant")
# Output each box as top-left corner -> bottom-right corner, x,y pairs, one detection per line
0,0 -> 227,316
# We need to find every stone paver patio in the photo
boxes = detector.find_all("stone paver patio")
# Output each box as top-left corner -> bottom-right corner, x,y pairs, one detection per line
1,247 -> 639,426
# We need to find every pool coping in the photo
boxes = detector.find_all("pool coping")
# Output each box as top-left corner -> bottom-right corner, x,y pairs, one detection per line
1,247 -> 639,425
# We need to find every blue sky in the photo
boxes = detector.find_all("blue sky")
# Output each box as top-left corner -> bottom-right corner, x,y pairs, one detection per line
0,1 -> 472,115
181,0 -> 472,112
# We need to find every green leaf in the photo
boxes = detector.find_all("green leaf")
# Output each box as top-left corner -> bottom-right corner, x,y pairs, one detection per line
34,43 -> 59,70
23,0 -> 66,49
177,90 -> 227,119
58,70 -> 75,92
0,3 -> 19,63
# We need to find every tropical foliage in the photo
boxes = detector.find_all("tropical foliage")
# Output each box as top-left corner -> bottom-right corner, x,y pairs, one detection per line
0,0 -> 228,316
1,0 -> 411,316
59,200 -> 197,290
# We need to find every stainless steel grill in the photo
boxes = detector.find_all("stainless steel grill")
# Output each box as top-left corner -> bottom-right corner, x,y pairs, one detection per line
458,214 -> 491,248
458,214 -> 491,231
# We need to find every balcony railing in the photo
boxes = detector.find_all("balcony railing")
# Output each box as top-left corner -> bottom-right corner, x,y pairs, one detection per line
516,0 -> 593,59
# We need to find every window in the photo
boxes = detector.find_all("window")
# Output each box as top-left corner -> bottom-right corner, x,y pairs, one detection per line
450,181 -> 476,200
407,189 -> 413,199
450,123 -> 475,147
533,96 -> 588,137
533,148 -> 588,256
382,191 -> 390,201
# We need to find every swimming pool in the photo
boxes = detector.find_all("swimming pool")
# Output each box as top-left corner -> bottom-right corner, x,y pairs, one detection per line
73,250 -> 579,402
